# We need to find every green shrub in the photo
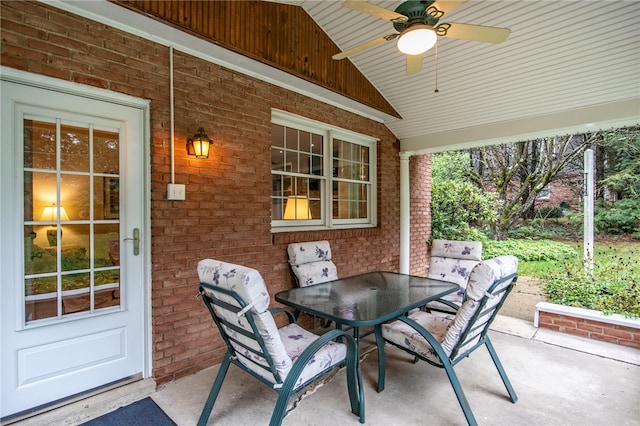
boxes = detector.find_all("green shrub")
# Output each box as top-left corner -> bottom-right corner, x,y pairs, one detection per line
545,258 -> 640,318
431,180 -> 498,241
535,206 -> 565,219
483,239 -> 577,262
594,199 -> 640,234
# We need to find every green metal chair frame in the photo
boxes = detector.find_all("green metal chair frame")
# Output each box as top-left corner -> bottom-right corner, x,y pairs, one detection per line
197,282 -> 364,426
376,272 -> 518,426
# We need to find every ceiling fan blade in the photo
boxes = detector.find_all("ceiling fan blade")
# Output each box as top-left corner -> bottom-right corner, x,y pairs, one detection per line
332,33 -> 398,60
343,0 -> 407,22
437,22 -> 511,43
406,54 -> 423,76
429,1 -> 467,17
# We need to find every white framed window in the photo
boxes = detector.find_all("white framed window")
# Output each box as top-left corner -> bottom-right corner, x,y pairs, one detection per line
271,110 -> 377,231
536,184 -> 551,200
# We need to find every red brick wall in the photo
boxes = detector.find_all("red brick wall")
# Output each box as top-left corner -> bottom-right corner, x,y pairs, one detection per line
1,1 -> 428,384
538,312 -> 640,349
409,154 -> 432,275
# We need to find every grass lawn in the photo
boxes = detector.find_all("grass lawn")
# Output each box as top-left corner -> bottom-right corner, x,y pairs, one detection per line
518,240 -> 639,317
518,241 -> 640,278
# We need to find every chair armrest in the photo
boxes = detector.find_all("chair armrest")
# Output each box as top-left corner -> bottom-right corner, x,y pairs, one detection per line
280,328 -> 358,391
269,307 -> 296,324
392,316 -> 451,362
431,298 -> 461,310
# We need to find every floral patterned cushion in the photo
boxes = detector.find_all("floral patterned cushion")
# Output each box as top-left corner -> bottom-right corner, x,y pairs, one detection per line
427,240 -> 483,288
382,311 -> 453,365
198,259 -> 292,380
465,255 -> 518,301
198,259 -> 270,314
383,255 -> 517,363
441,256 -> 517,356
288,241 -> 338,287
198,258 -> 347,388
279,323 -> 347,389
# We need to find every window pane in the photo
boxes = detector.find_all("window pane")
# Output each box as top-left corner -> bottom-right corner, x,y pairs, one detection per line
299,131 -> 311,153
94,129 -> 119,174
60,124 -> 89,172
285,127 -> 298,150
62,174 -> 89,220
333,182 -> 369,219
25,276 -> 58,321
271,147 -> 286,171
95,223 -> 120,267
271,123 -> 284,148
95,270 -> 120,310
61,272 -> 91,315
25,171 -> 57,222
61,225 -> 91,271
99,177 -> 120,220
311,155 -> 322,176
299,152 -> 310,174
24,119 -> 56,170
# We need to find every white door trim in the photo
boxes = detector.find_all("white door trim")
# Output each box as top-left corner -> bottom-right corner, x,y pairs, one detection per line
0,66 -> 153,379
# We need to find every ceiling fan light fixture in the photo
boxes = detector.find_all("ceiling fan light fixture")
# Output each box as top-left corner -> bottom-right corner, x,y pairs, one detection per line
397,24 -> 437,55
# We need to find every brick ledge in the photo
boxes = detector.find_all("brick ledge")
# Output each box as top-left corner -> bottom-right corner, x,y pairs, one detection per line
535,302 -> 640,348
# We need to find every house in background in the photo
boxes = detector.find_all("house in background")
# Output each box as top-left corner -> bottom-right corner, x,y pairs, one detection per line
1,0 -> 638,421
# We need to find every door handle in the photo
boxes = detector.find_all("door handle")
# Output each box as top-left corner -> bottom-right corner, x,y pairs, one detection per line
123,228 -> 140,256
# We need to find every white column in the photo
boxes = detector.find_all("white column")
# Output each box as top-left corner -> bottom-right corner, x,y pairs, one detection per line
583,149 -> 594,274
399,151 -> 413,274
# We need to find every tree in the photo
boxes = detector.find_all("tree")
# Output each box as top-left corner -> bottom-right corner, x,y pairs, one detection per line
470,133 -> 598,240
430,151 -> 498,241
598,127 -> 640,199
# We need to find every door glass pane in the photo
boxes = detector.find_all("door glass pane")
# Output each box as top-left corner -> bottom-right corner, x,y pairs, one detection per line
62,272 -> 90,315
61,224 -> 90,271
62,174 -> 90,221
94,129 -> 119,174
23,118 -> 121,323
24,119 -> 56,170
60,124 -> 89,172
25,276 -> 58,321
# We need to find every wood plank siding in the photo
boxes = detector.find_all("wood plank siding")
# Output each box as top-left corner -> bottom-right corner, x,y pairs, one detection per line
111,0 -> 401,118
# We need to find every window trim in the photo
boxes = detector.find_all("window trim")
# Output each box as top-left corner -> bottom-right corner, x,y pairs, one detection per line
271,109 -> 378,232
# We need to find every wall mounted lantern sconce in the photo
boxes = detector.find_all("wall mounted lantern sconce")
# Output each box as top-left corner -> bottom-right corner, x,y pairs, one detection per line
186,127 -> 212,159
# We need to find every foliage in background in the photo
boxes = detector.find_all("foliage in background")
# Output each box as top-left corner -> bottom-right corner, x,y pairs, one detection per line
545,250 -> 640,318
430,151 -> 498,241
483,239 -> 576,262
431,151 -> 472,182
514,241 -> 640,318
598,128 -> 640,198
594,199 -> 640,235
433,126 -> 639,240
431,180 -> 497,241
469,133 -> 597,240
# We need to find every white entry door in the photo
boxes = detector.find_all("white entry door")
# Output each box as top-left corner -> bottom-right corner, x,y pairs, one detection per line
1,74 -> 149,420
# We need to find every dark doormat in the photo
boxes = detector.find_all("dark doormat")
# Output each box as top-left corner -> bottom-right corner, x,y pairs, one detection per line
81,397 -> 177,426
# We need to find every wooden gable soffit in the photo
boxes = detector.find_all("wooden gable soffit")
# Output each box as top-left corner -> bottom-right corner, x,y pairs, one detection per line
111,0 -> 401,119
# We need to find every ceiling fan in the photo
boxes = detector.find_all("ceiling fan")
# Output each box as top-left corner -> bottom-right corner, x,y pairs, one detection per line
332,0 -> 511,75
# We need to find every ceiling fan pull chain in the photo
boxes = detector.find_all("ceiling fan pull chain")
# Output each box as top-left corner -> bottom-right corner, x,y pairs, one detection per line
434,39 -> 439,93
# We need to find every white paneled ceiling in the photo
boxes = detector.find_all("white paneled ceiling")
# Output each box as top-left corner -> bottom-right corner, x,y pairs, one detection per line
53,1 -> 640,153
292,0 -> 640,152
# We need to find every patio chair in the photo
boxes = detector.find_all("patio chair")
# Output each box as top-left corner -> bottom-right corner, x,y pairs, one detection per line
287,240 -> 338,287
287,240 -> 338,327
378,255 -> 518,426
196,259 -> 363,426
424,239 -> 483,313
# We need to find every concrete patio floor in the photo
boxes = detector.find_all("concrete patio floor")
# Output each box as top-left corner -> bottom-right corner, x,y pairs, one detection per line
14,316 -> 639,426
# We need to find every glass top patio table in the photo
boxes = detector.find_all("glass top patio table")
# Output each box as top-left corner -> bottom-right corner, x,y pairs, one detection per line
275,271 -> 458,328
